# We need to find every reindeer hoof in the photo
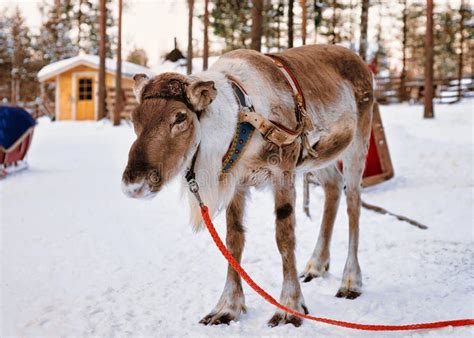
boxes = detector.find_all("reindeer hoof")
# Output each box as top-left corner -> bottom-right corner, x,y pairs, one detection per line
300,272 -> 319,283
268,313 -> 303,327
335,288 -> 361,300
299,262 -> 329,282
267,304 -> 308,328
199,312 -> 235,325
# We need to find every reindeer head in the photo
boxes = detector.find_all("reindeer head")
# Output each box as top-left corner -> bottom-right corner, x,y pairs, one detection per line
121,72 -> 217,199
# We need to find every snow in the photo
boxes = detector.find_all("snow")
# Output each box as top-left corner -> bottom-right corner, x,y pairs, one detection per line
37,54 -> 155,82
1,99 -> 473,337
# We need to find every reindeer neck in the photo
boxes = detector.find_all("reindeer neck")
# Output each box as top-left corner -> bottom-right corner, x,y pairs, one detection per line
192,71 -> 240,176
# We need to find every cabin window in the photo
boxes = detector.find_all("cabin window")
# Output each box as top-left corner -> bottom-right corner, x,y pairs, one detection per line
78,78 -> 93,101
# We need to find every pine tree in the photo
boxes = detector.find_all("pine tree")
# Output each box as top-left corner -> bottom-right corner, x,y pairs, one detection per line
301,0 -> 307,45
318,0 -> 352,45
313,1 -> 324,43
0,12 -> 12,101
209,0 -> 252,51
372,0 -> 391,74
72,0 -> 96,52
38,0 -> 77,62
250,0 -> 263,51
434,3 -> 458,79
203,0 -> 210,70
10,7 -> 33,103
187,0 -> 194,75
424,0 -> 434,118
399,0 -> 409,101
359,0 -> 369,61
262,0 -> 285,51
288,0 -> 294,47
94,0 -> 116,58
405,1 -> 425,79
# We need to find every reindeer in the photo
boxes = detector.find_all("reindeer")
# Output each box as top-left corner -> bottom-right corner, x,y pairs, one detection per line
121,45 -> 374,327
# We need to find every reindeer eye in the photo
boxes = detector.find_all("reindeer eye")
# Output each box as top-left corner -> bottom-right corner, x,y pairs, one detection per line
174,112 -> 187,124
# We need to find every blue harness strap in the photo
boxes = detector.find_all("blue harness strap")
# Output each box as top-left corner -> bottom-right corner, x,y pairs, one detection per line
221,79 -> 255,174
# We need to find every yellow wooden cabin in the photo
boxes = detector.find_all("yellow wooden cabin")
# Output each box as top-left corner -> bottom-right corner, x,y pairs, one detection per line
37,55 -> 153,121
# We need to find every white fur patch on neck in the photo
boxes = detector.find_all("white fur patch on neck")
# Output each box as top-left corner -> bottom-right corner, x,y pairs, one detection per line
182,71 -> 240,230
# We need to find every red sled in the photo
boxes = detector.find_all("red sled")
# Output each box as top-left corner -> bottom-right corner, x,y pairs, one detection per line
361,102 -> 394,187
0,106 -> 36,177
338,102 -> 394,187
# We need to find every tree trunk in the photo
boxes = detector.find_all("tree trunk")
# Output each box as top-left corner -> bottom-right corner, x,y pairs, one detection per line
313,0 -> 322,44
77,0 -> 84,46
251,0 -> 263,51
457,0 -> 465,102
98,0 -> 107,120
301,0 -> 307,45
330,0 -> 337,44
399,0 -> 408,102
187,0 -> 194,75
424,0 -> 434,118
203,0 -> 209,70
277,1 -> 283,50
114,0 -> 122,126
288,0 -> 294,48
11,54 -> 17,104
348,0 -> 355,49
359,0 -> 369,61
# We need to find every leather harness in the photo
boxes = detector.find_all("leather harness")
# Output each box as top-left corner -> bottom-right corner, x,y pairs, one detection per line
220,54 -> 317,174
185,55 -> 317,186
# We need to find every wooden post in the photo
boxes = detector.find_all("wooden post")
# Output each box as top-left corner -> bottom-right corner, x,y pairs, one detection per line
301,0 -> 307,45
399,0 -> 408,102
276,0 -> 283,50
288,0 -> 294,48
424,0 -> 434,118
10,72 -> 17,105
457,0 -> 466,102
187,0 -> 194,75
251,0 -> 263,51
330,0 -> 337,44
359,0 -> 369,61
203,0 -> 209,70
114,0 -> 123,126
98,0 -> 107,120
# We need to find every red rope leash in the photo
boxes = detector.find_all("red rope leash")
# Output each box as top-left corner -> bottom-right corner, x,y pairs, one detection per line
200,205 -> 474,331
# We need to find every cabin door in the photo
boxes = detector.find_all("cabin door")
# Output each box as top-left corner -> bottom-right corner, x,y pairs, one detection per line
76,77 -> 95,120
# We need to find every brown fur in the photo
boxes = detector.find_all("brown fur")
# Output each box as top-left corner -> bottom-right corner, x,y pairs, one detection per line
122,44 -> 374,327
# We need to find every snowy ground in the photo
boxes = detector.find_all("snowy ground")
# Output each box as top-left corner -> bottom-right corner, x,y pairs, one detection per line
1,99 -> 473,337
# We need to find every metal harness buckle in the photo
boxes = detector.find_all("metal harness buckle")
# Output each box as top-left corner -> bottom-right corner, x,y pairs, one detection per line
185,169 -> 203,206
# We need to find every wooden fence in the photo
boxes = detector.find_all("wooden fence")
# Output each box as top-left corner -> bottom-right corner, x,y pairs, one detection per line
19,97 -> 55,120
104,77 -> 473,120
374,76 -> 474,104
106,87 -> 137,120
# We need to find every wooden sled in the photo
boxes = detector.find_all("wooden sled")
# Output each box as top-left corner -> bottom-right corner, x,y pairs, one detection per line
0,105 -> 36,178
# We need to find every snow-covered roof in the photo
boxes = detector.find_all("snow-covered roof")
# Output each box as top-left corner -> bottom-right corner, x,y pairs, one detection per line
37,54 -> 155,82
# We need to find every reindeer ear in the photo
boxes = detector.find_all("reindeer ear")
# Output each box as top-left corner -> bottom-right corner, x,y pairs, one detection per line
186,80 -> 217,111
133,73 -> 150,104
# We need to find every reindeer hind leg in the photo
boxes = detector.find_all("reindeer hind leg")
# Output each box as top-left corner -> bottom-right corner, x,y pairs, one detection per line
300,165 -> 343,283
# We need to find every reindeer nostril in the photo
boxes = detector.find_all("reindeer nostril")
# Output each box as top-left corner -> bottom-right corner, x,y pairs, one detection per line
132,185 -> 144,196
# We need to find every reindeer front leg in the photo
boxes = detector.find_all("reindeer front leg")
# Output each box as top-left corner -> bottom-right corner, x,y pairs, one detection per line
268,172 -> 308,327
199,188 -> 247,325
